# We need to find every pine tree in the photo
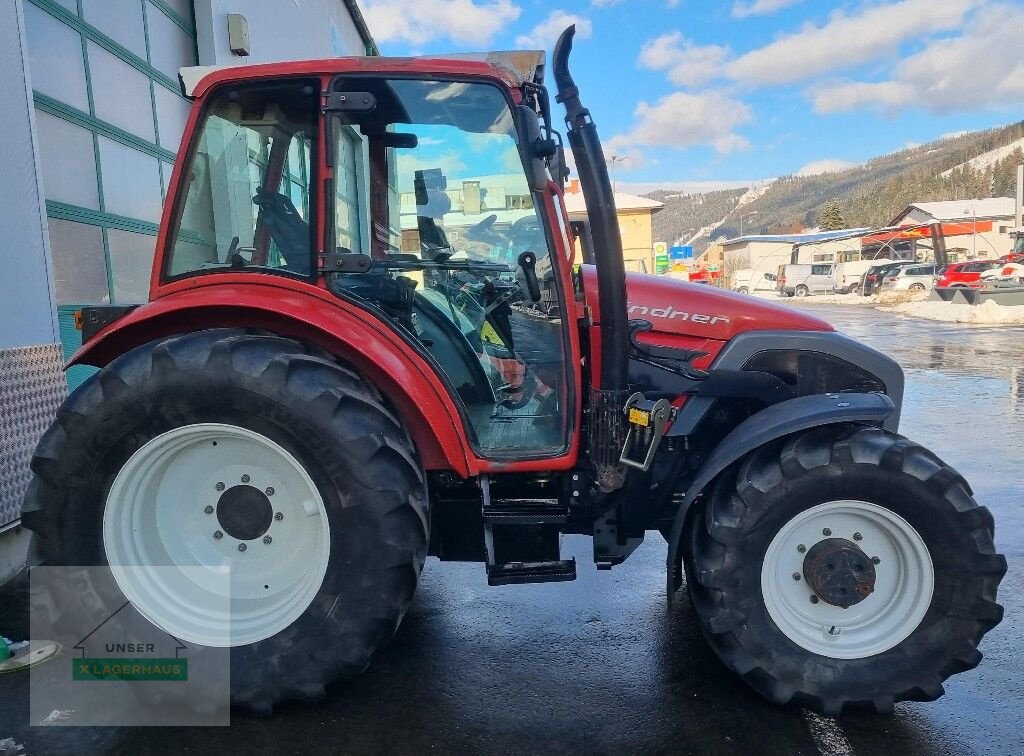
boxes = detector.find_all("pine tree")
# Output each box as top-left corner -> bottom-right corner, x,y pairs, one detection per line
819,198 -> 847,230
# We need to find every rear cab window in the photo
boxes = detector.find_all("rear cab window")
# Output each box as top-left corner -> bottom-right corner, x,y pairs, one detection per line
163,79 -> 320,282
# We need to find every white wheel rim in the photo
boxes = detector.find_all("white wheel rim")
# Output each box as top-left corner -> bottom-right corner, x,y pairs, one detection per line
761,500 -> 934,659
103,423 -> 331,647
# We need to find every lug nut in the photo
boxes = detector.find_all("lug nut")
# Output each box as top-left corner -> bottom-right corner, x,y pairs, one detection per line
241,474 -> 251,484
238,543 -> 247,552
274,512 -> 284,521
204,505 -> 214,515
822,528 -> 832,536
265,487 -> 275,496
872,556 -> 881,564
810,595 -> 820,604
263,535 -> 273,545
792,573 -> 801,581
797,544 -> 807,553
853,532 -> 863,541
213,530 -> 223,540
215,482 -> 225,492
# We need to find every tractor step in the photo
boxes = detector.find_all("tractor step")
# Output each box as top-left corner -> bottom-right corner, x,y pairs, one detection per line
481,477 -> 576,586
482,499 -> 568,524
486,559 -> 577,586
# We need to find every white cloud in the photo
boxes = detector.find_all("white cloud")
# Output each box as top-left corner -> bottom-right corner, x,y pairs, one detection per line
727,0 -> 982,86
638,32 -> 730,88
362,0 -> 521,47
611,91 -> 753,156
796,158 -> 857,176
811,4 -> 1024,115
515,10 -> 593,50
732,0 -> 802,19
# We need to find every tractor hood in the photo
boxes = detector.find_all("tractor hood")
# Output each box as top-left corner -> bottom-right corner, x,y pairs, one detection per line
580,266 -> 834,342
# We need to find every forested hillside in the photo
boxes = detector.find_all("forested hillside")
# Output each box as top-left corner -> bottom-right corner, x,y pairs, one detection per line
650,121 -> 1024,254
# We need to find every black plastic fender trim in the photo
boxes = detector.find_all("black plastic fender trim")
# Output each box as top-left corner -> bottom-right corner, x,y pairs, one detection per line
664,391 -> 896,597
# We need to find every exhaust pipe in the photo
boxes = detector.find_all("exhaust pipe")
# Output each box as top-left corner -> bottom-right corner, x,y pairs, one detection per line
553,26 -> 630,490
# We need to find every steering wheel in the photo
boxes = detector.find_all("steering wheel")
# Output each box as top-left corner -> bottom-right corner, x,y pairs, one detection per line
465,213 -> 499,242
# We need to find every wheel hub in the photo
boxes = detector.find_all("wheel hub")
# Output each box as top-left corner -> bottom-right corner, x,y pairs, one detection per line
216,484 -> 273,541
802,538 -> 876,607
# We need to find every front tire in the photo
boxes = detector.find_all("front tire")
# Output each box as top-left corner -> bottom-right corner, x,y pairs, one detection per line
683,426 -> 1005,715
22,329 -> 429,714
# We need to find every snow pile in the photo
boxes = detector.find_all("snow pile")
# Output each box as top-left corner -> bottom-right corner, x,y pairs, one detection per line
882,298 -> 1024,325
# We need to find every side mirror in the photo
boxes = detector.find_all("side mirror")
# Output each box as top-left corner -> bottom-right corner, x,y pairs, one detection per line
515,106 -> 549,192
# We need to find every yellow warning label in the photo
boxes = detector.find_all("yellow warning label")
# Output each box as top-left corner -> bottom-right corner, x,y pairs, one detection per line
628,408 -> 650,427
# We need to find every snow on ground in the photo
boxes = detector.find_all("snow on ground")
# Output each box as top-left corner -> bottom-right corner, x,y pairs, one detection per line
940,136 -> 1024,177
745,286 -> 1024,324
734,181 -> 773,210
881,298 -> 1024,325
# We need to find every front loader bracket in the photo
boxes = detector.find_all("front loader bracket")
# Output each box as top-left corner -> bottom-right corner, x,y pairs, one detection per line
619,393 -> 673,472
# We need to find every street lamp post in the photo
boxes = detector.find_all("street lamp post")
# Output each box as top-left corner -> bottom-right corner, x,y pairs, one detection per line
608,155 -> 626,194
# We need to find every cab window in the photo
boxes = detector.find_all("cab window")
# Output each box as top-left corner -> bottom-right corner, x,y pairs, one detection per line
165,79 -> 318,280
325,77 -> 570,457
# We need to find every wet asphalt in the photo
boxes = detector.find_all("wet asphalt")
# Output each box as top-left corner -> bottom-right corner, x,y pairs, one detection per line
1,304 -> 1021,755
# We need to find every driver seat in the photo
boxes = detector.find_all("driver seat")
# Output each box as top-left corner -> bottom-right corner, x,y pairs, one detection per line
253,188 -> 310,274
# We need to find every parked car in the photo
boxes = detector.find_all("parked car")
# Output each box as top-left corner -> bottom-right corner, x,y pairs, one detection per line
860,261 -> 908,295
881,263 -> 936,292
935,260 -> 1002,289
732,269 -> 777,294
777,263 -> 835,297
999,253 -> 1024,264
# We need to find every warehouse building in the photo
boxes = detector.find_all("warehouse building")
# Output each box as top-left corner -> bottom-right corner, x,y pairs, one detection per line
0,0 -> 375,583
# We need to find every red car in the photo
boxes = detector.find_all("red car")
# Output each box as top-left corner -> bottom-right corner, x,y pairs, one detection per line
1000,253 -> 1024,264
935,260 -> 1002,288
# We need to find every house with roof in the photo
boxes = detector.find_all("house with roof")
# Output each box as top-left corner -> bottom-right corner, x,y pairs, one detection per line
721,229 -> 869,280
888,198 -> 1017,260
563,180 -> 664,274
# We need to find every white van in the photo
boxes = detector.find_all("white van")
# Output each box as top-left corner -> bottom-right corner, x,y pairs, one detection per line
732,269 -> 777,294
833,260 -> 878,294
777,263 -> 836,297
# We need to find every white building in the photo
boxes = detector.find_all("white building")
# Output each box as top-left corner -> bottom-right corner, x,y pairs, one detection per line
721,229 -> 868,281
888,198 -> 1017,260
0,0 -> 374,584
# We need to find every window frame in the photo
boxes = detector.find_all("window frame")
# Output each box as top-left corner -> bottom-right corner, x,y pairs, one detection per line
159,77 -> 322,286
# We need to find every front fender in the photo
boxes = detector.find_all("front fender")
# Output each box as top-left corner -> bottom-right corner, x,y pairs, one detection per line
68,282 -> 476,476
665,391 -> 896,596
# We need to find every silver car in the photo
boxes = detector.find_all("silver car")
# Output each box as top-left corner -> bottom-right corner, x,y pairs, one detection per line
881,263 -> 936,292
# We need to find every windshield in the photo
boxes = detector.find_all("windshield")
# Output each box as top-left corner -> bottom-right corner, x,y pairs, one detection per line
327,77 -> 568,457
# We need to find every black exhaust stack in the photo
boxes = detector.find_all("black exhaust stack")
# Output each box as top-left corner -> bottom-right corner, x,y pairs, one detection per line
553,25 -> 630,491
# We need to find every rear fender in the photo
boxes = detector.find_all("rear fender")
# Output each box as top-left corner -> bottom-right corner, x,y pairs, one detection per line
68,284 -> 475,476
665,391 -> 896,596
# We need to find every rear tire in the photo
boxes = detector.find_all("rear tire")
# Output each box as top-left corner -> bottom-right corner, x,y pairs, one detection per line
22,329 -> 429,714
794,285 -> 809,297
683,426 -> 1005,715
737,287 -> 749,295
910,283 -> 927,292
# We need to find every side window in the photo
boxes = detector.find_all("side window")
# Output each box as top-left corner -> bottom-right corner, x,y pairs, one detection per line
166,80 -> 318,280
811,264 -> 830,275
334,125 -> 365,252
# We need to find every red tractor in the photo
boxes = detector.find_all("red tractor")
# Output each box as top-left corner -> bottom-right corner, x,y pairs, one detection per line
25,28 -> 1004,715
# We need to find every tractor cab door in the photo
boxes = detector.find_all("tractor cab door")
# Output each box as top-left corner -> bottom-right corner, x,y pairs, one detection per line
325,77 -> 574,459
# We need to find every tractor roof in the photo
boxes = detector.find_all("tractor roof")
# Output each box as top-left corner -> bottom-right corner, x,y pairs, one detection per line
179,51 -> 546,100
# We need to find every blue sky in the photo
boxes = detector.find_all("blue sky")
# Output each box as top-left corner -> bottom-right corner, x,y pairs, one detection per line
360,0 -> 1024,190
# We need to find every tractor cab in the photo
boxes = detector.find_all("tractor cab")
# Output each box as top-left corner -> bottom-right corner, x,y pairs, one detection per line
164,58 -> 576,460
